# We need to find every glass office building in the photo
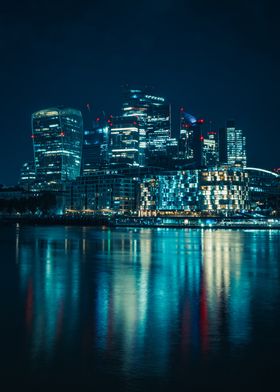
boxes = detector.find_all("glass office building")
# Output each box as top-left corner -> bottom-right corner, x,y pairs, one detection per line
178,111 -> 204,166
32,107 -> 83,187
82,118 -> 109,175
108,115 -> 145,166
202,131 -> 219,167
122,87 -> 171,164
219,120 -> 247,166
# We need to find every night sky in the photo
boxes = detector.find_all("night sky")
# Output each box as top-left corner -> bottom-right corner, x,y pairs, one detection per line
0,0 -> 279,185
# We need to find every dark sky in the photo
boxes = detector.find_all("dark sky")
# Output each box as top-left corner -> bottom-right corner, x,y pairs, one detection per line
0,0 -> 279,184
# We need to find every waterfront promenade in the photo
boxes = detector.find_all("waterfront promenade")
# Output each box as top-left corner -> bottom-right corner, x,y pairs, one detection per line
1,214 -> 280,229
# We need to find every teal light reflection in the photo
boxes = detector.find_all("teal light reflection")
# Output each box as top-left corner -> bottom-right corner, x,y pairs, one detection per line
16,227 -> 280,380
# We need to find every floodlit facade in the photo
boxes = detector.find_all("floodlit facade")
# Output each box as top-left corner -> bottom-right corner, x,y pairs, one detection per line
139,168 -> 249,213
32,107 -> 83,187
140,171 -> 200,211
199,168 -> 249,211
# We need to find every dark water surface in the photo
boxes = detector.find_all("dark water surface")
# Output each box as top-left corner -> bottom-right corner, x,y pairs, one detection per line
0,225 -> 280,391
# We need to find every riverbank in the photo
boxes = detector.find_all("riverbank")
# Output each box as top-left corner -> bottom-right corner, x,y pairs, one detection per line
0,215 -> 109,226
1,214 -> 280,229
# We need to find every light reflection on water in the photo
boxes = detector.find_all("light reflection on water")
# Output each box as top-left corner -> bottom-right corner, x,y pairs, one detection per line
2,226 -> 280,390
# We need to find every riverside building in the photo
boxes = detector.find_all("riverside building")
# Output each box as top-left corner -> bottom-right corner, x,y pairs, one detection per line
139,167 -> 249,214
65,173 -> 138,214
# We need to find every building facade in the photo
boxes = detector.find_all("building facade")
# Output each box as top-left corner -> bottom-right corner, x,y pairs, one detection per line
19,161 -> 36,190
82,117 -> 109,175
108,115 -> 145,166
199,168 -> 249,211
202,131 -> 219,167
219,120 -> 247,166
139,168 -> 249,213
121,87 -> 171,165
32,107 -> 83,188
245,167 -> 280,211
178,111 -> 205,166
65,173 -> 138,213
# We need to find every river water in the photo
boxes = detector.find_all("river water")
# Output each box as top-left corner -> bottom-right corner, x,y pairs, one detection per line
0,225 -> 279,391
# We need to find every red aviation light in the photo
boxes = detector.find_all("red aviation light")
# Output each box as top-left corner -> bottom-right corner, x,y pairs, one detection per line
197,119 -> 205,124
96,117 -> 100,121
200,136 -> 204,141
31,134 -> 35,139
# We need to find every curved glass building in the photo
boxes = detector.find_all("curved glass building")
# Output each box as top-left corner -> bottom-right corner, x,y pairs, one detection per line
32,107 -> 83,187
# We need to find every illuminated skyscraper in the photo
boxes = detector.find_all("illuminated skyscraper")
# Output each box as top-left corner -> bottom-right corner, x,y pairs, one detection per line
202,131 -> 219,167
145,99 -> 171,161
82,115 -> 109,175
178,111 -> 205,167
178,111 -> 197,159
32,107 -> 83,187
122,87 -> 171,164
219,120 -> 247,166
108,115 -> 145,166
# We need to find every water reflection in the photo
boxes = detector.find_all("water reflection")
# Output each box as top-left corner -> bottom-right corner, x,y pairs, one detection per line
14,226 -> 280,383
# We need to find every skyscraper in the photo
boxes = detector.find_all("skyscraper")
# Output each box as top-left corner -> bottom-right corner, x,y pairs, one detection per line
82,115 -> 109,175
219,120 -> 247,166
202,131 -> 219,167
108,115 -> 144,166
32,107 -> 83,187
122,87 -> 171,164
178,111 -> 204,167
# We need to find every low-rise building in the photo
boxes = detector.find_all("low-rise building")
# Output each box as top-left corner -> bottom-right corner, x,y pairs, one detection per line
65,173 -> 138,214
139,167 -> 249,214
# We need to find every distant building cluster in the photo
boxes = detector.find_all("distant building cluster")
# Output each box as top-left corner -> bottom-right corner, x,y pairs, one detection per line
14,86 -> 279,216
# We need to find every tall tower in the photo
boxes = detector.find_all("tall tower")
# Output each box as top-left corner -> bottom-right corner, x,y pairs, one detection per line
219,120 -> 247,166
122,86 -> 171,165
82,113 -> 109,175
32,107 -> 83,187
108,115 -> 143,166
178,110 -> 205,167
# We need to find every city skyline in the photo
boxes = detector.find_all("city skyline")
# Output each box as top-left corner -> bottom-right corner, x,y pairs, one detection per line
20,93 -> 249,189
0,0 -> 279,185
1,3 -> 280,392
